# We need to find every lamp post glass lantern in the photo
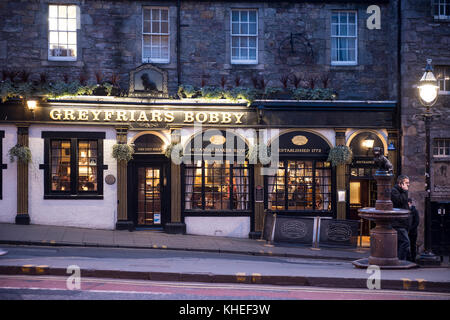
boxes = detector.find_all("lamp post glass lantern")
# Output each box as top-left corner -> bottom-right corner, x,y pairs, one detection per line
416,59 -> 441,266
418,59 -> 439,108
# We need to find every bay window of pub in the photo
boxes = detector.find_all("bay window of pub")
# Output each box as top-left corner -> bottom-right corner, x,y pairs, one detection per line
266,159 -> 333,215
184,160 -> 251,213
44,136 -> 103,198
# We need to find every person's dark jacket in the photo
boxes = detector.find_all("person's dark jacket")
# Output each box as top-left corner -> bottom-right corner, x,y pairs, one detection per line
409,205 -> 420,235
391,184 -> 410,229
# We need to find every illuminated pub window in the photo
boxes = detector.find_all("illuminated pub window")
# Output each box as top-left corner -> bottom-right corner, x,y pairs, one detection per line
48,4 -> 78,60
184,160 -> 250,211
42,132 -> 105,198
267,160 -> 332,212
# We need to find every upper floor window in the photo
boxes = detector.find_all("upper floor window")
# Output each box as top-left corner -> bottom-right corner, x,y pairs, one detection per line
435,65 -> 450,94
433,0 -> 450,19
433,139 -> 450,157
331,11 -> 357,66
143,7 -> 169,63
48,5 -> 78,61
231,9 -> 258,64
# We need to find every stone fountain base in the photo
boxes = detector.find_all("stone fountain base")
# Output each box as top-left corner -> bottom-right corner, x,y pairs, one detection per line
353,207 -> 417,269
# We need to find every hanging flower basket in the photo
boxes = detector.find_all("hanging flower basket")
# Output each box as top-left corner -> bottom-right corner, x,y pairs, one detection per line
8,144 -> 32,163
165,142 -> 183,159
327,145 -> 353,167
112,143 -> 134,162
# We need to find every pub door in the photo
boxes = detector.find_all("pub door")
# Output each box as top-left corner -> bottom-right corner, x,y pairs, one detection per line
348,167 -> 377,236
128,159 -> 170,228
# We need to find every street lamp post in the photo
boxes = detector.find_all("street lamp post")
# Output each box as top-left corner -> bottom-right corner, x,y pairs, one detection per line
416,59 -> 441,266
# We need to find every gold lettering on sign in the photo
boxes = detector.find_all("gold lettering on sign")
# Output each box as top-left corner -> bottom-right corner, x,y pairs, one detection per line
91,110 -> 102,121
137,111 -> 148,122
184,111 -> 194,123
78,110 -> 89,121
50,109 -> 62,120
116,110 -> 128,121
63,110 -> 75,120
222,113 -> 232,123
48,109 -> 246,124
164,111 -> 174,122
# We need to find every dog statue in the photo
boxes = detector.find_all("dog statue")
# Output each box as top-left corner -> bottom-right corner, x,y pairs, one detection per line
373,146 -> 393,173
141,73 -> 157,92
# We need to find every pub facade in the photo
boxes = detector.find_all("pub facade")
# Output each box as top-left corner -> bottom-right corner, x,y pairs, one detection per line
0,0 -> 403,240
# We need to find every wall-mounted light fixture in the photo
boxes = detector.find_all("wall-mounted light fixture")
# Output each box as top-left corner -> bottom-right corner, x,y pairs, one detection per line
26,98 -> 38,111
362,135 -> 375,149
387,142 -> 396,151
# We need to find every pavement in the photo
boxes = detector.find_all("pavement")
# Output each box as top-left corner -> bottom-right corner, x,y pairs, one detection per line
0,222 -> 449,294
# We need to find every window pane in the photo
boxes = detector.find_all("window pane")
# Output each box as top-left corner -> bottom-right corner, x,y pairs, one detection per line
58,18 -> 67,31
67,19 -> 77,31
51,140 -> 71,192
232,11 -> 239,22
249,22 -> 257,35
241,11 -> 248,22
49,5 -> 58,18
68,32 -> 77,45
143,21 -> 151,33
49,18 -> 58,30
240,23 -> 248,34
232,22 -> 239,34
161,21 -> 168,34
49,31 -> 58,44
249,11 -> 256,22
249,37 -> 256,48
143,9 -> 151,21
161,9 -> 168,21
67,6 -> 77,19
78,140 -> 98,192
58,32 -> 67,44
152,9 -> 159,20
348,12 -> 356,23
58,5 -> 67,18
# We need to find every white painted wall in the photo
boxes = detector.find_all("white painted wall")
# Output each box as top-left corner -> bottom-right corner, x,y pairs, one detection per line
27,124 -> 117,230
0,124 -> 18,223
185,216 -> 250,238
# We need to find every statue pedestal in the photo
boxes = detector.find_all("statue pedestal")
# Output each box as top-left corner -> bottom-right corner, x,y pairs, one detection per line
353,171 -> 417,269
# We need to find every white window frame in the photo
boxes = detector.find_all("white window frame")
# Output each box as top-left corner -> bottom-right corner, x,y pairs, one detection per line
142,6 -> 170,64
48,4 -> 78,61
433,0 -> 450,20
436,66 -> 450,95
331,11 -> 358,66
433,139 -> 450,157
230,9 -> 258,65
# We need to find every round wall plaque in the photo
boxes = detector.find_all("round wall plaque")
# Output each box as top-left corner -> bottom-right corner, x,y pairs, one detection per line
291,135 -> 308,146
105,174 -> 116,185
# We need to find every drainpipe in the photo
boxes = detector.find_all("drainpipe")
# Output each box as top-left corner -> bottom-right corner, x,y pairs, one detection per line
396,0 -> 402,175
177,0 -> 181,87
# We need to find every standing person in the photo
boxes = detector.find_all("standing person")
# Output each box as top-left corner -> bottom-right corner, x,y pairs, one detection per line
408,198 -> 420,262
391,175 -> 411,261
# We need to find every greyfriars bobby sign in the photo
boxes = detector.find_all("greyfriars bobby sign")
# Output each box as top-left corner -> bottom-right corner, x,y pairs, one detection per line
129,64 -> 168,98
